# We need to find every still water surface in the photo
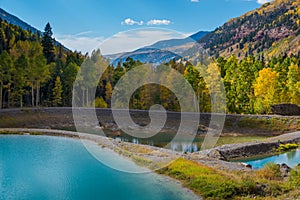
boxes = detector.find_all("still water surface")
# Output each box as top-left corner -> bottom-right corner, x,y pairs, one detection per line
244,149 -> 300,169
0,135 -> 198,200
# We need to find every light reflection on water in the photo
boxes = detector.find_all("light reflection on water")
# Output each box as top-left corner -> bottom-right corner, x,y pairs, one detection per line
115,134 -> 200,153
106,130 -> 202,153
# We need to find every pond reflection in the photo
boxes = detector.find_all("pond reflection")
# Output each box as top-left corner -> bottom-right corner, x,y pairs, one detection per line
105,130 -> 203,153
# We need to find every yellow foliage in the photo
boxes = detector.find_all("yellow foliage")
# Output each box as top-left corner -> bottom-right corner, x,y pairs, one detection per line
254,68 -> 279,113
254,68 -> 279,97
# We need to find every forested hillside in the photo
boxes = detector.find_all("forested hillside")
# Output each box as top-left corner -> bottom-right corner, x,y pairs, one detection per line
0,8 -> 39,34
0,18 -> 84,108
198,0 -> 300,59
1,1 -> 300,115
75,51 -> 300,115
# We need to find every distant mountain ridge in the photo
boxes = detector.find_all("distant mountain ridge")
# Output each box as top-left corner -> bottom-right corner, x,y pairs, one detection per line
0,8 -> 68,50
119,0 -> 300,63
107,31 -> 209,65
147,31 -> 209,51
107,47 -> 181,66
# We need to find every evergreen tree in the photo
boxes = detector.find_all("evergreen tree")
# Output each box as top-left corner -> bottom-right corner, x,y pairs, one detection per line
105,82 -> 112,106
52,76 -> 63,106
287,63 -> 300,104
41,22 -> 55,64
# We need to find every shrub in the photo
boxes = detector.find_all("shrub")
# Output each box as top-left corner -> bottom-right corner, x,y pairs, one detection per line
276,143 -> 300,152
256,162 -> 282,180
94,97 -> 107,108
289,165 -> 300,187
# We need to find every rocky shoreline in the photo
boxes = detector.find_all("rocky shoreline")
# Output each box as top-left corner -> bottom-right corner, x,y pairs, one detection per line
198,131 -> 300,161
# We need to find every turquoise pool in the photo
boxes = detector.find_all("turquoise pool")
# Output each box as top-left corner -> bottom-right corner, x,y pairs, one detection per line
244,150 -> 300,169
0,135 -> 198,200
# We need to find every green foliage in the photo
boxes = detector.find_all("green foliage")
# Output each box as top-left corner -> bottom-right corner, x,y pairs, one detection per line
256,162 -> 282,180
2,12 -> 300,113
159,158 -> 295,199
287,63 -> 300,104
276,143 -> 300,152
0,21 -> 84,108
159,158 -> 239,199
289,165 -> 300,187
94,97 -> 107,108
52,76 -> 63,106
201,0 -> 300,59
105,82 -> 112,105
41,22 -> 55,64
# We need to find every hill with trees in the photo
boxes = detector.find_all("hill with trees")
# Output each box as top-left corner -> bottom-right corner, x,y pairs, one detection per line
195,0 -> 300,59
0,8 -> 39,34
0,15 -> 84,108
1,2 -> 300,115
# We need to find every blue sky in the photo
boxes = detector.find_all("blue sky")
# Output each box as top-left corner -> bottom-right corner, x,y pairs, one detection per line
0,0 -> 272,54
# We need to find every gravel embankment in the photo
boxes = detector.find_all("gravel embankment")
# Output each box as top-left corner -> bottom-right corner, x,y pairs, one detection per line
198,131 -> 300,161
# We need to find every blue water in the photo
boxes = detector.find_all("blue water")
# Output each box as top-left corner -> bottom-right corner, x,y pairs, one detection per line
244,150 -> 300,170
0,135 -> 198,200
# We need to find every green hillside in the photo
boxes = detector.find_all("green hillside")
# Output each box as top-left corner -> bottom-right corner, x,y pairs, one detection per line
0,18 -> 84,108
199,0 -> 300,59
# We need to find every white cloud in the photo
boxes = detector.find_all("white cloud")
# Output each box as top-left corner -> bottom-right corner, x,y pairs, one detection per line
99,28 -> 186,55
121,18 -> 144,26
55,33 -> 104,54
257,0 -> 273,4
191,0 -> 199,2
147,19 -> 171,26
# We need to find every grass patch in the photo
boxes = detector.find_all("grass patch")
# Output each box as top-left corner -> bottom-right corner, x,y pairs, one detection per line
256,163 -> 283,181
216,136 -> 267,146
235,116 -> 298,133
289,165 -> 300,188
158,159 -> 297,199
132,155 -> 153,166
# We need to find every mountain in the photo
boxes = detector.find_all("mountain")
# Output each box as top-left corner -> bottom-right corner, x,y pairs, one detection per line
146,31 -> 209,54
193,0 -> 300,59
107,31 -> 209,65
107,47 -> 181,66
0,8 -> 40,34
0,8 -> 67,50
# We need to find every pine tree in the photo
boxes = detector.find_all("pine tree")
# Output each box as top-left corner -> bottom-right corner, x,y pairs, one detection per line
41,23 -> 55,64
287,63 -> 300,105
52,76 -> 63,106
105,82 -> 112,106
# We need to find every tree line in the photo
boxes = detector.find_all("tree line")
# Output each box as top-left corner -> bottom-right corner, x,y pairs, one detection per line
76,52 -> 300,115
0,20 -> 84,108
1,18 -> 300,114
